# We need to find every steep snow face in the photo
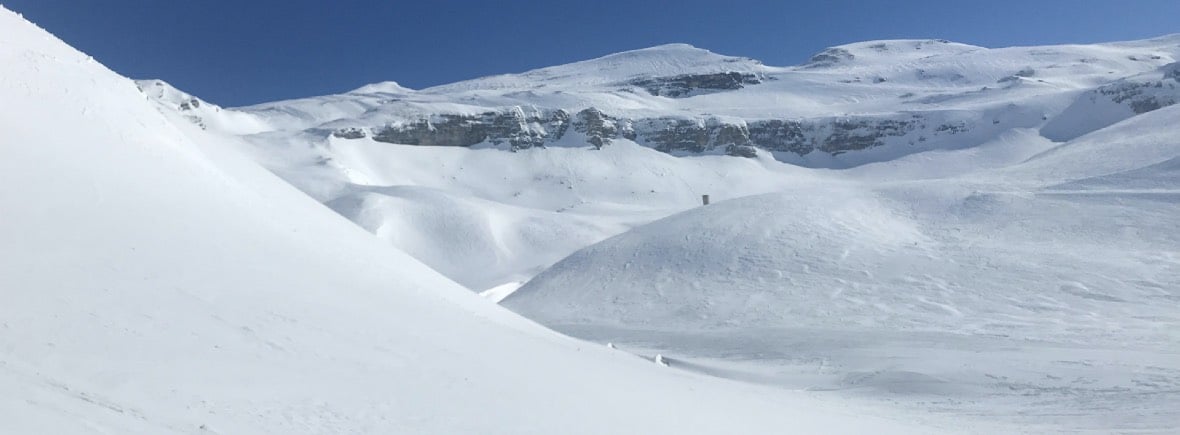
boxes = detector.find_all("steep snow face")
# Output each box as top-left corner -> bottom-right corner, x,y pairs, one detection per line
0,7 -> 963,434
503,106 -> 1180,432
1041,62 -> 1180,141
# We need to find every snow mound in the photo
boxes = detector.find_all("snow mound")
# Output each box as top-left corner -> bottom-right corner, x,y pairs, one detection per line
504,183 -> 1178,341
503,110 -> 1180,431
349,80 -> 415,95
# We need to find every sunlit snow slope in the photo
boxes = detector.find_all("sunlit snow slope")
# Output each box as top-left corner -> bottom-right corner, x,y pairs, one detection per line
0,7 -> 961,434
106,12 -> 1179,432
504,106 -> 1180,432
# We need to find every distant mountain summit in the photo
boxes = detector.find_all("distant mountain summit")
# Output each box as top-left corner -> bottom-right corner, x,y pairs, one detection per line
144,36 -> 1179,168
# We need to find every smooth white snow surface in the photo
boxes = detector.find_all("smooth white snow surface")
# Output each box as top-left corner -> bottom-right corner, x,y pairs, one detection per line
0,7 -> 967,434
8,3 -> 1180,432
505,107 -> 1180,432
129,25 -> 1179,433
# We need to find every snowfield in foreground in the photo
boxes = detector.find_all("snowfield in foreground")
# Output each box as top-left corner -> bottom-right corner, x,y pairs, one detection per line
0,7 -> 968,434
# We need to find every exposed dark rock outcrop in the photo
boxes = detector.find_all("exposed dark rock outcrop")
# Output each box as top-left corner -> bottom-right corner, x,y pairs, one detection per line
725,143 -> 759,158
332,127 -> 367,139
628,115 -> 922,156
179,98 -> 201,111
820,118 -> 920,154
373,114 -> 489,147
573,108 -> 623,149
371,108 -> 570,151
1166,64 -> 1180,81
746,120 -> 810,155
804,48 -> 854,68
629,72 -> 761,97
638,118 -> 723,153
350,108 -> 949,158
998,67 -> 1036,83
1095,75 -> 1179,114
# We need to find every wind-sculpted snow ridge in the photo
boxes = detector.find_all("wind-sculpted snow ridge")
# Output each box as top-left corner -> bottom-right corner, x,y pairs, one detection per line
0,6 -> 972,434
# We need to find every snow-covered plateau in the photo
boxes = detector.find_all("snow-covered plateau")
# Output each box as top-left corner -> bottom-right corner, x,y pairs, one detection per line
2,4 -> 1178,433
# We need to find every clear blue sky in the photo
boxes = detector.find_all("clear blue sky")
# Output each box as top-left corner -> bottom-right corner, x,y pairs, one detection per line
7,0 -> 1178,106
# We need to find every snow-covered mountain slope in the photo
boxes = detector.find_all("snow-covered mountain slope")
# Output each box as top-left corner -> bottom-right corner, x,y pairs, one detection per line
1041,61 -> 1180,141
505,111 -> 1180,332
135,79 -> 272,135
113,20 -> 1180,431
1004,101 -> 1180,187
214,35 -> 1180,162
137,32 -> 1180,295
502,106 -> 1180,432
0,7 -> 968,434
268,135 -> 817,290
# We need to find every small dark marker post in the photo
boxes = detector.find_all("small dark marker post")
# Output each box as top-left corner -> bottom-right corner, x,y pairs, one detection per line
702,195 -> 710,206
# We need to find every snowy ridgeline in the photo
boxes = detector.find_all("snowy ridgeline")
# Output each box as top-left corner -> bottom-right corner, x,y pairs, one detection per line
151,35 -> 1180,163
